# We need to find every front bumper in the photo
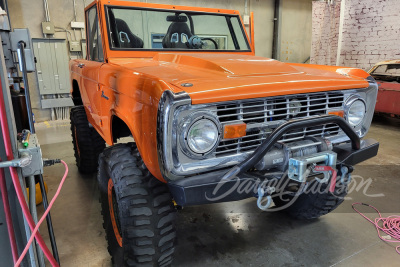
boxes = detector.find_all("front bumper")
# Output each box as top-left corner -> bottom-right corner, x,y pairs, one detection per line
168,115 -> 379,206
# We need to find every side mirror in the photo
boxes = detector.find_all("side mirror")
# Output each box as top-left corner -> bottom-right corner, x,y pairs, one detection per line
250,12 -> 255,53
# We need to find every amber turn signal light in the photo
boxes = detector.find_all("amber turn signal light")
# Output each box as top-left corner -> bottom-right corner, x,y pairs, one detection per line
328,110 -> 345,118
223,123 -> 247,139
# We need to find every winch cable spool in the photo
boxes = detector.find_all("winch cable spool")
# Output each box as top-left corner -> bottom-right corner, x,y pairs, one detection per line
253,137 -> 335,209
352,203 -> 400,255
255,138 -> 338,211
255,137 -> 332,171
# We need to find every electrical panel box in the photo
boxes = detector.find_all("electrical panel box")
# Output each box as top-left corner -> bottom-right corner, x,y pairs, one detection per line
41,21 -> 55,35
32,39 -> 70,95
69,40 -> 82,52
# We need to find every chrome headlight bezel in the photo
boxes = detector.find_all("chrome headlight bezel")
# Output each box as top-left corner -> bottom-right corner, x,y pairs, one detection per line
178,112 -> 221,159
342,79 -> 378,138
345,96 -> 366,127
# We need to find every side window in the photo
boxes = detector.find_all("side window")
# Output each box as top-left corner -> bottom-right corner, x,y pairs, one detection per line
86,6 -> 103,61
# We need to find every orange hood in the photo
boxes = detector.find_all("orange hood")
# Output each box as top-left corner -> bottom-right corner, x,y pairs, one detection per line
109,53 -> 369,104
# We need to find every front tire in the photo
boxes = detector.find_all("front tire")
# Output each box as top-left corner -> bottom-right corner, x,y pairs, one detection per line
70,106 -> 105,174
98,143 -> 176,266
273,179 -> 348,220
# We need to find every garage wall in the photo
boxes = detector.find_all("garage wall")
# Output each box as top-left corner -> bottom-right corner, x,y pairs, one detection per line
311,0 -> 400,71
280,0 -> 313,63
339,0 -> 400,70
7,0 -> 313,122
8,0 -> 87,122
310,0 -> 341,66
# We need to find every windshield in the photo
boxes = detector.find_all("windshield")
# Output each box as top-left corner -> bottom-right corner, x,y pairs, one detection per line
371,64 -> 400,82
105,7 -> 250,51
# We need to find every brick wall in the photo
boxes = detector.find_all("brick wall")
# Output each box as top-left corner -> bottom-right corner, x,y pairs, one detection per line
340,0 -> 400,70
310,1 -> 341,66
311,0 -> 400,71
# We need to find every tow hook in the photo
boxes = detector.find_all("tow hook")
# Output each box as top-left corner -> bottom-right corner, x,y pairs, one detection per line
257,186 -> 275,211
339,165 -> 353,185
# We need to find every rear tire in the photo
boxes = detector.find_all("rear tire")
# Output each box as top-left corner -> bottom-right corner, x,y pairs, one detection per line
273,179 -> 348,220
98,143 -> 176,267
70,106 -> 105,174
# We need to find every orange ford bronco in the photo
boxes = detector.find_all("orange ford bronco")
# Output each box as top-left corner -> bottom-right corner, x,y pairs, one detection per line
70,0 -> 379,265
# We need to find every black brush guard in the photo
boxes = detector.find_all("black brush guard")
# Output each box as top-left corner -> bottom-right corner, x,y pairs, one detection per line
168,115 -> 379,206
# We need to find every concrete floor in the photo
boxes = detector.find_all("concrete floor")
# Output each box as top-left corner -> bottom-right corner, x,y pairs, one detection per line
35,116 -> 400,267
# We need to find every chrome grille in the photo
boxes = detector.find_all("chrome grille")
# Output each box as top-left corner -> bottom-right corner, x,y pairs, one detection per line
215,92 -> 344,157
217,92 -> 344,124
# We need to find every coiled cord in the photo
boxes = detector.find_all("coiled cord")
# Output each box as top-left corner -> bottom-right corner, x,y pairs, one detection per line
352,202 -> 400,255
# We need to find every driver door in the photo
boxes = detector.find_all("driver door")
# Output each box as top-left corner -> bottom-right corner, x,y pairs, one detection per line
80,4 -> 104,135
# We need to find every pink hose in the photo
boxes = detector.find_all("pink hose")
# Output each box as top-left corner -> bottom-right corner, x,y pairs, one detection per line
15,160 -> 68,266
352,202 -> 400,255
0,166 -> 19,263
0,81 -> 59,266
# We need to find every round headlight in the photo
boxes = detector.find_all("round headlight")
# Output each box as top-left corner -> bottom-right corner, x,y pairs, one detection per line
347,100 -> 366,126
187,119 -> 219,154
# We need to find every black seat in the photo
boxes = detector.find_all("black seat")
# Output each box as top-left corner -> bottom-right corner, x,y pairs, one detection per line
162,21 -> 193,49
115,18 -> 144,48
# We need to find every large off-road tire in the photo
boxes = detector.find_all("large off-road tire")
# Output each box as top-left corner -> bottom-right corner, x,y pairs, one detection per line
98,143 -> 176,267
273,179 -> 348,220
70,106 -> 106,174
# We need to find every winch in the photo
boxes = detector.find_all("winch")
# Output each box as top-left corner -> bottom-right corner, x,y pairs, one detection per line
254,136 -> 334,173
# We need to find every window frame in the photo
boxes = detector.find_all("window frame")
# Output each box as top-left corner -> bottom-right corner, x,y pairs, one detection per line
103,5 -> 252,53
86,5 -> 104,62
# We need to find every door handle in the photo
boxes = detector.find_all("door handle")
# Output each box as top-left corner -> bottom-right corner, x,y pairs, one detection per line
77,63 -> 85,68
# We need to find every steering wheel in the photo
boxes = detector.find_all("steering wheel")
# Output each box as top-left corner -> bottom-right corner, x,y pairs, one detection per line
201,38 -> 218,49
188,35 -> 218,49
